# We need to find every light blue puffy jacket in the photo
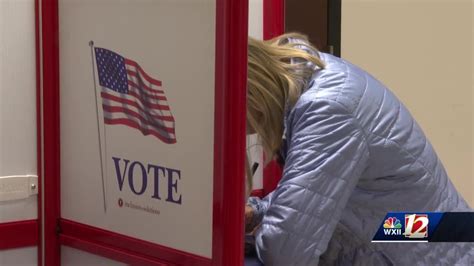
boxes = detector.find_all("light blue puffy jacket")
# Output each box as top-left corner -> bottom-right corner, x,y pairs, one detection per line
248,41 -> 473,265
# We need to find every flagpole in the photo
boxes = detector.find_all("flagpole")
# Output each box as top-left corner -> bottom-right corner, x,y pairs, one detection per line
89,40 -> 107,213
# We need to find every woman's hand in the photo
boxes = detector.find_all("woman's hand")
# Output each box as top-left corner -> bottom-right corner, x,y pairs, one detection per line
245,205 -> 261,234
245,205 -> 260,256
245,205 -> 255,233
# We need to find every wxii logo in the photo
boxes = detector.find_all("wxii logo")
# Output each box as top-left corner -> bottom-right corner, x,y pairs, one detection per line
383,217 -> 402,236
404,214 -> 429,238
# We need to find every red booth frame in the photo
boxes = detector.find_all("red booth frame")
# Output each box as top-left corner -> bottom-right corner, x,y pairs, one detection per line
40,0 -> 248,265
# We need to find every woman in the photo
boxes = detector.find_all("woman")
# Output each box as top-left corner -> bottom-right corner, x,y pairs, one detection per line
245,33 -> 472,265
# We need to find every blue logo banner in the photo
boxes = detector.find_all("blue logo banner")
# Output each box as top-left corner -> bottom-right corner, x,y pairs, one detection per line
372,212 -> 444,242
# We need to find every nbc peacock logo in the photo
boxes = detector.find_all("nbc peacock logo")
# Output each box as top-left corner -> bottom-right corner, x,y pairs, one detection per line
383,217 -> 402,235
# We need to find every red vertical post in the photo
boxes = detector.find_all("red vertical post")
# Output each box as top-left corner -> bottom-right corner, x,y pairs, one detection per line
35,0 -> 43,264
263,0 -> 285,40
42,0 -> 61,265
262,0 -> 285,195
213,0 -> 248,265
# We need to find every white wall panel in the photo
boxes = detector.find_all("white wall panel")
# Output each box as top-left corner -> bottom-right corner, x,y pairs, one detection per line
341,0 -> 473,205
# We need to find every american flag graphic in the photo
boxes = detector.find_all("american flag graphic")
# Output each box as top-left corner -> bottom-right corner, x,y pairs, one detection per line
94,47 -> 176,144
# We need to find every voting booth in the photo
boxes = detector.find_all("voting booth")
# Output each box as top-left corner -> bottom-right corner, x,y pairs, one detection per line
42,0 -> 249,265
40,0 -> 285,265
0,0 -> 284,265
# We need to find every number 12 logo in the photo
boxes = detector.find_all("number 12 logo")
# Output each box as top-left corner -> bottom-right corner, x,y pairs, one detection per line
404,214 -> 429,238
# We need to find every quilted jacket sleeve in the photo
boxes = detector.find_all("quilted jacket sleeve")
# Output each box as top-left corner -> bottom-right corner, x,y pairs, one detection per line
254,98 -> 370,265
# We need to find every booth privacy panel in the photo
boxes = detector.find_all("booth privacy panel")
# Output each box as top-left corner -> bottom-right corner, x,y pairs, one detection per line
59,0 -> 216,258
0,0 -> 38,223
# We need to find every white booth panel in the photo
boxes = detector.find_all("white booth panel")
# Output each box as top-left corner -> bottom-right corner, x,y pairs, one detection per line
247,134 -> 263,191
0,247 -> 37,266
247,0 -> 264,191
0,0 -> 38,222
249,0 -> 263,40
61,246 -> 125,266
0,197 -> 38,224
59,0 -> 216,258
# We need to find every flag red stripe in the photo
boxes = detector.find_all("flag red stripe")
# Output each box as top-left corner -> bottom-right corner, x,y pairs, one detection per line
103,104 -> 174,122
124,59 -> 162,86
104,118 -> 176,144
128,87 -> 167,101
127,79 -> 165,95
101,88 -> 173,120
127,70 -> 165,94
103,100 -> 174,122
101,91 -> 170,111
103,105 -> 176,132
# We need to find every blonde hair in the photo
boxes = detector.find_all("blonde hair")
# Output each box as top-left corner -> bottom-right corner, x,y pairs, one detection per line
247,33 -> 325,164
